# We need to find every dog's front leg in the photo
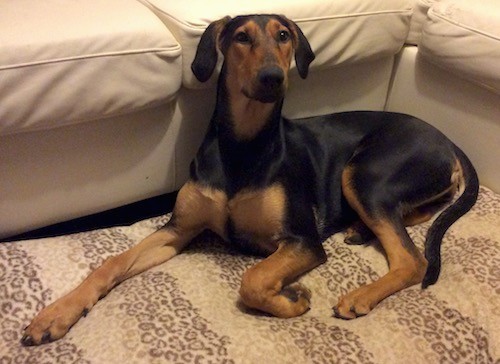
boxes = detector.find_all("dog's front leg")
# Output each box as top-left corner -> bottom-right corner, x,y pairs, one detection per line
21,181 -> 227,346
239,241 -> 326,318
20,226 -> 195,346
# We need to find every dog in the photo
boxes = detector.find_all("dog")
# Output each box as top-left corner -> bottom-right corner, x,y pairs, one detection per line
21,14 -> 479,346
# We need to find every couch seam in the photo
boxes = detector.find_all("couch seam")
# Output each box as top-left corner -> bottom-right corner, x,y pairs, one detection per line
429,9 -> 500,42
293,9 -> 413,24
149,8 -> 412,30
0,46 -> 182,71
0,98 -> 176,137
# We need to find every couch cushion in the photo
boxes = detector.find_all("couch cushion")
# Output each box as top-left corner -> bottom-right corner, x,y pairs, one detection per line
419,0 -> 500,94
406,0 -> 437,45
0,0 -> 182,135
143,0 -> 413,88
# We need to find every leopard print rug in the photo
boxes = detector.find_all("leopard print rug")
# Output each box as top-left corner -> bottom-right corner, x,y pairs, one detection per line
1,186 -> 498,363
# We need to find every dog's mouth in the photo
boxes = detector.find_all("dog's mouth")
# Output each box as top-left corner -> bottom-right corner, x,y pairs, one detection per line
242,84 -> 284,103
242,66 -> 286,103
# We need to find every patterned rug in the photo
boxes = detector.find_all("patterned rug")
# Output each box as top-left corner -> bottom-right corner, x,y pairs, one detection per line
1,186 -> 499,363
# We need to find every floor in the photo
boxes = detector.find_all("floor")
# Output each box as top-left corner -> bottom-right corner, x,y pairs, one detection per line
4,191 -> 178,242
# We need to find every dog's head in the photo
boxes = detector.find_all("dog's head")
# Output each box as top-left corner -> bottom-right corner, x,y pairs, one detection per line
191,14 -> 315,103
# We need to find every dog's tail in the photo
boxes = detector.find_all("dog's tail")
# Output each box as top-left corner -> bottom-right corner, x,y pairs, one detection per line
422,145 -> 479,288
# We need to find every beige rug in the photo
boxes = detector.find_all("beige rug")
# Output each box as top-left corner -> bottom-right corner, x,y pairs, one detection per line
1,186 -> 499,363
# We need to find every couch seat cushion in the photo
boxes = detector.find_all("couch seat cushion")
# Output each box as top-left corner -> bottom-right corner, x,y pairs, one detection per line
0,0 -> 182,135
144,0 -> 413,88
419,0 -> 500,94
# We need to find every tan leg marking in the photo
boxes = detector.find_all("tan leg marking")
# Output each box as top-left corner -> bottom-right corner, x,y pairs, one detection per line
239,242 -> 325,318
335,220 -> 428,319
22,181 -> 227,345
335,167 -> 428,319
404,157 -> 462,226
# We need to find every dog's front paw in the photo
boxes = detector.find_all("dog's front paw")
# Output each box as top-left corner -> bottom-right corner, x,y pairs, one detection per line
280,282 -> 311,304
21,294 -> 90,346
272,282 -> 311,318
332,286 -> 374,320
240,278 -> 312,318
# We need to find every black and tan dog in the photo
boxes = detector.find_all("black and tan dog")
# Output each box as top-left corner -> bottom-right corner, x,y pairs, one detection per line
22,14 -> 479,345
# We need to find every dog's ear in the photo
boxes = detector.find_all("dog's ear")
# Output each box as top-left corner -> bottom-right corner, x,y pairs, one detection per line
281,17 -> 315,79
191,16 -> 231,82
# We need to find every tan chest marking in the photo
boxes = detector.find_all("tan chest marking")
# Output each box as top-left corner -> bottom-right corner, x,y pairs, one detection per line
173,181 -> 228,237
174,182 -> 288,252
228,184 -> 287,246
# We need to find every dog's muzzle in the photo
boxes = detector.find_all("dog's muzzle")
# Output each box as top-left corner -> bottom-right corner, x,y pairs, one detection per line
253,66 -> 285,103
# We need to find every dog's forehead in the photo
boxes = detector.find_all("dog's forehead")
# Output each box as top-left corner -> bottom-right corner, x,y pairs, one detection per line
227,14 -> 289,33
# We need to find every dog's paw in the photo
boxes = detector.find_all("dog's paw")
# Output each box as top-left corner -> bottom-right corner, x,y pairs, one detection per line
280,282 -> 311,304
343,230 -> 366,245
273,282 -> 311,317
343,225 -> 374,245
332,286 -> 374,320
21,295 -> 90,346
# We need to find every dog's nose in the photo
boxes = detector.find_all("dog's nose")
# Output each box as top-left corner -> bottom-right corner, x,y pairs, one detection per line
258,67 -> 284,89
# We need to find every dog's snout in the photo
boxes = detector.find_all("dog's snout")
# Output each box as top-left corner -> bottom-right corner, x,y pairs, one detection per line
253,66 -> 286,103
258,67 -> 284,89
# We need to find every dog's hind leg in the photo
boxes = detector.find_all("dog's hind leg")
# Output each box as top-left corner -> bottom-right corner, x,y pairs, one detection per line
343,193 -> 453,246
239,241 -> 326,318
334,167 -> 429,319
21,181 -> 228,346
334,218 -> 428,319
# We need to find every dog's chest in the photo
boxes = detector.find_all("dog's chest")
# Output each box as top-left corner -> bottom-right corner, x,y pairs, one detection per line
226,184 -> 287,254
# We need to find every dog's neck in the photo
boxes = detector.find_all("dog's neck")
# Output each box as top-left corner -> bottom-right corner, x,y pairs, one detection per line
208,69 -> 285,189
228,94 -> 277,140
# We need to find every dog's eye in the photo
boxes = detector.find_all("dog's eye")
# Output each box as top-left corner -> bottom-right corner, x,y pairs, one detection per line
278,30 -> 290,43
235,32 -> 250,44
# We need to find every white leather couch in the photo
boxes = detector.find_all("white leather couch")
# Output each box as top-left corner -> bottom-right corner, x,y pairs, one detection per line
1,0 -> 499,239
